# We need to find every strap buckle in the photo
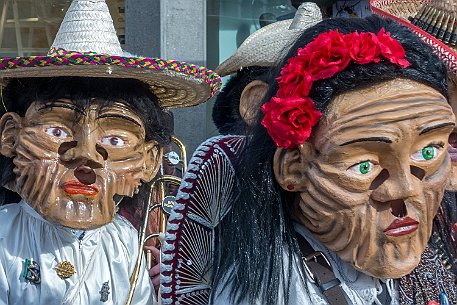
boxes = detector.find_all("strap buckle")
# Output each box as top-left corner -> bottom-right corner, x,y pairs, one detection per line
301,251 -> 331,284
305,251 -> 332,268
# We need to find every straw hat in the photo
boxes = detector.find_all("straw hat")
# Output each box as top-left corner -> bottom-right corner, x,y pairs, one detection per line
0,0 -> 221,108
216,2 -> 323,77
371,0 -> 457,74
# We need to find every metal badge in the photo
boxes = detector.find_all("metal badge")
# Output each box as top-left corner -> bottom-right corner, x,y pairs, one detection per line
99,281 -> 110,302
23,259 -> 41,284
164,151 -> 180,165
55,261 -> 75,279
161,195 -> 176,215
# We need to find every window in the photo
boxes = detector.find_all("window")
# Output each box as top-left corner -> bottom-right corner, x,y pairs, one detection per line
0,0 -> 125,57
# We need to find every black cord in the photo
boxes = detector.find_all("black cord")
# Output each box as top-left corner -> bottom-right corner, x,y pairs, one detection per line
336,0 -> 363,17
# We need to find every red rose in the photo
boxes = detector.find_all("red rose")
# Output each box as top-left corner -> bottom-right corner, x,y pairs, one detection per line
345,32 -> 381,64
277,69 -> 313,99
261,96 -> 322,149
276,53 -> 313,98
300,30 -> 351,81
376,28 -> 410,68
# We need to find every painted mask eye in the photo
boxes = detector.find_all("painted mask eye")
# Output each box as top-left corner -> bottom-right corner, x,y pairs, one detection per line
411,145 -> 441,161
100,136 -> 126,147
45,127 -> 69,139
348,160 -> 376,175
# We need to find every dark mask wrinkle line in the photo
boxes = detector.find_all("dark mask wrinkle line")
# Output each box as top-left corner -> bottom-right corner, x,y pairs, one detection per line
418,121 -> 455,135
335,113 -> 453,137
348,96 -> 446,113
96,113 -> 142,127
329,124 -> 401,143
335,102 -> 450,126
38,102 -> 87,116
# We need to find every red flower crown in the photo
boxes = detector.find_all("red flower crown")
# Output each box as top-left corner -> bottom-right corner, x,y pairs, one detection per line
261,28 -> 411,149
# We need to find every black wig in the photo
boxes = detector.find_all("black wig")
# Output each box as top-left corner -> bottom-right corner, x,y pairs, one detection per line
0,76 -> 173,208
212,67 -> 271,135
211,16 -> 447,305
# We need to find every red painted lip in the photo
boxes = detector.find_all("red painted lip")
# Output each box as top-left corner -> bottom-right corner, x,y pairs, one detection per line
61,180 -> 99,197
384,217 -> 419,237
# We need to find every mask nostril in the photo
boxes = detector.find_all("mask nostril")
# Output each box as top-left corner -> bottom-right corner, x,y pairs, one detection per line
390,199 -> 407,218
369,169 -> 389,190
449,132 -> 457,149
96,144 -> 108,160
74,165 -> 96,185
410,166 -> 425,180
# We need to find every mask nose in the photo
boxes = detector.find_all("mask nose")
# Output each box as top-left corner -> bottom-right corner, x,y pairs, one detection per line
370,164 -> 422,203
59,140 -> 108,185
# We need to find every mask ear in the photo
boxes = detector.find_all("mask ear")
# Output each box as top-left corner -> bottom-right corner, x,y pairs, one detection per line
239,80 -> 268,125
0,112 -> 21,158
273,143 -> 315,192
142,141 -> 163,182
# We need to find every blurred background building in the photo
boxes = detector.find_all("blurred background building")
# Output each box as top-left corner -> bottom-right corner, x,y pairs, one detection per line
0,0 -> 370,155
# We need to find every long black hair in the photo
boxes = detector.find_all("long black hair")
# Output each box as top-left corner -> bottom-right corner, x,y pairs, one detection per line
0,76 -> 173,207
211,16 -> 447,304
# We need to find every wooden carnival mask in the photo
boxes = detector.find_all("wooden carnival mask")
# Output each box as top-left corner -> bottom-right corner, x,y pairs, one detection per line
274,79 -> 456,279
0,99 -> 162,229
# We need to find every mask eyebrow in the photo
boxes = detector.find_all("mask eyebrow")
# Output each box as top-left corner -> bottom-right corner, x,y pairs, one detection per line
419,122 -> 455,135
96,113 -> 142,127
340,137 -> 392,146
38,101 -> 86,115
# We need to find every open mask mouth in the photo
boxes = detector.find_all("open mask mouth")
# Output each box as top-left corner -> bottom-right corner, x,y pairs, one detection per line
448,132 -> 457,162
383,199 -> 419,237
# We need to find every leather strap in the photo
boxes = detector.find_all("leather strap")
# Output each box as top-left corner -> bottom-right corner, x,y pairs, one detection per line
296,233 -> 349,305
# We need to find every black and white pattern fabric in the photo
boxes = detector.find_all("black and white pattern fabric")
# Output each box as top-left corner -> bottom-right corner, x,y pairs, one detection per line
160,135 -> 245,305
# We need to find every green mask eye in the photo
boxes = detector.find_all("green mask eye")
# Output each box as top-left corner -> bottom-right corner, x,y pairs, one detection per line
348,160 -> 376,175
359,161 -> 372,174
411,145 -> 440,161
421,146 -> 435,160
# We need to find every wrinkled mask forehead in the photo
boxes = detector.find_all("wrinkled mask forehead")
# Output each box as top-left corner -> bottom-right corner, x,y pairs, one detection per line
316,78 -> 451,147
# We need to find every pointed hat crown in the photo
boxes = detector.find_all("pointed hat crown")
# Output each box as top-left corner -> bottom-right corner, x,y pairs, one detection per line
51,0 -> 123,56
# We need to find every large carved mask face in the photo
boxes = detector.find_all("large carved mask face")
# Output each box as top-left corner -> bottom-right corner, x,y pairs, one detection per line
0,99 -> 162,230
274,79 -> 455,278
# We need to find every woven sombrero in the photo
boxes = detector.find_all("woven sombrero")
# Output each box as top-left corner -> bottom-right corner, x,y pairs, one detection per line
371,0 -> 457,74
216,2 -> 322,77
0,0 -> 221,108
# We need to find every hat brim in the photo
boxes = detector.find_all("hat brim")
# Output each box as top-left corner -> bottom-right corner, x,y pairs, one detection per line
371,0 -> 457,74
216,20 -> 297,76
0,48 -> 221,109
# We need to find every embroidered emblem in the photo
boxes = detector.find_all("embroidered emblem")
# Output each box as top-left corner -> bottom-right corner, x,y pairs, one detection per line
23,259 -> 41,284
99,281 -> 110,302
55,261 -> 75,279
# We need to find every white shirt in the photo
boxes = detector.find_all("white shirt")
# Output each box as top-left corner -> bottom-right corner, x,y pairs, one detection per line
0,201 -> 155,305
213,223 -> 399,305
